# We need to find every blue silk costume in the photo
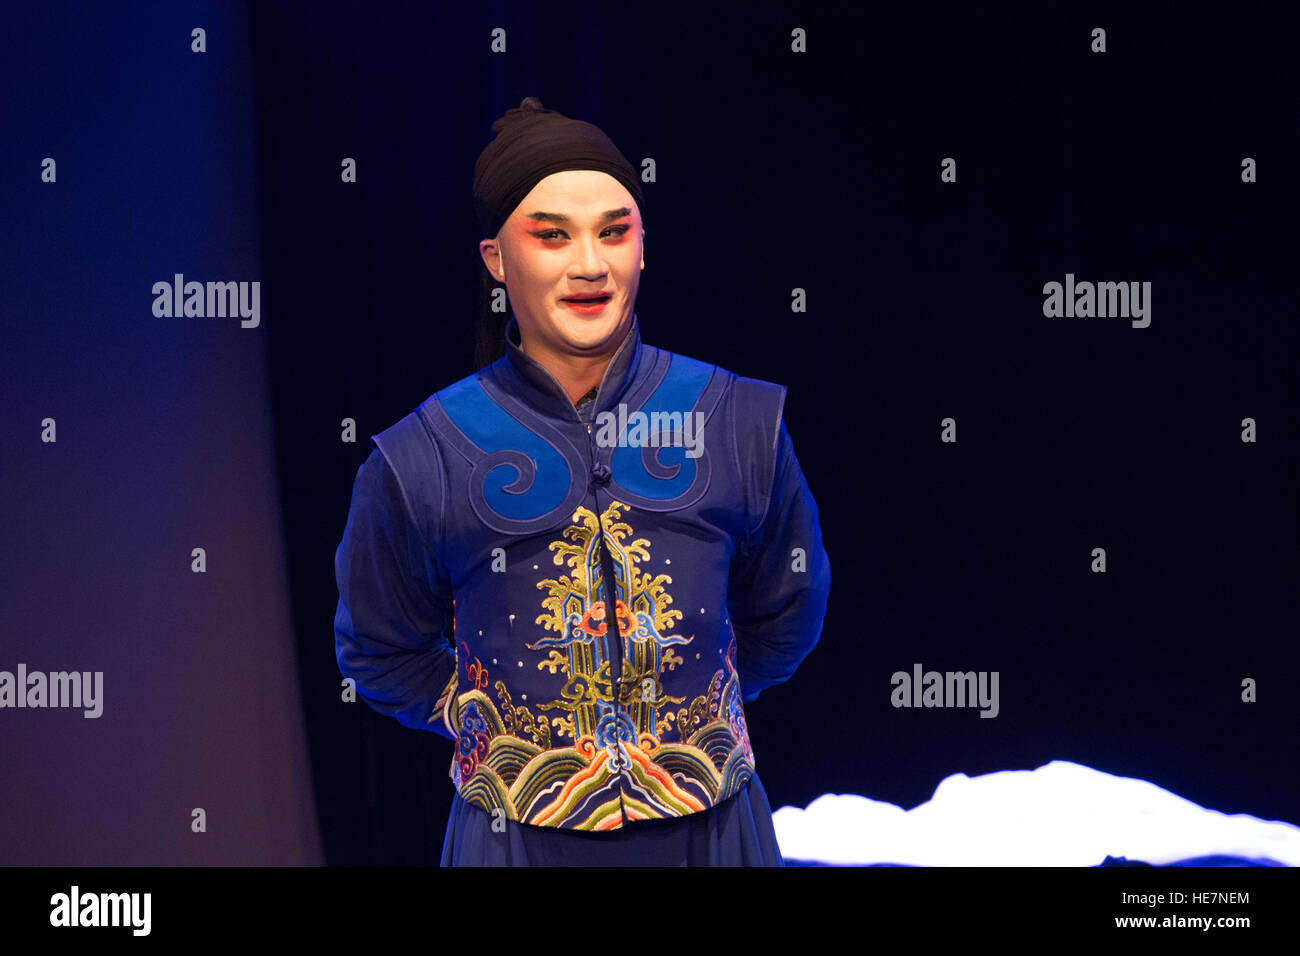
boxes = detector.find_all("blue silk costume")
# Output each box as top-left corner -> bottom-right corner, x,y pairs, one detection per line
334,313 -> 830,863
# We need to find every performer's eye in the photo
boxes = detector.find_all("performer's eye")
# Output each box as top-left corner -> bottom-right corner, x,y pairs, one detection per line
536,226 -> 630,241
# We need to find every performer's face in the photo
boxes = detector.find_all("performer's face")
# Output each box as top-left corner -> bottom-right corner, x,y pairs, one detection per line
480,170 -> 644,362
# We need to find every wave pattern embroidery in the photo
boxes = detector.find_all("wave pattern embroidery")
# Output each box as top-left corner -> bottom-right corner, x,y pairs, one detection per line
448,501 -> 755,829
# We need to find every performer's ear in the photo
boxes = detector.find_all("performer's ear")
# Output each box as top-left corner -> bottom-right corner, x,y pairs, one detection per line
479,237 -> 506,282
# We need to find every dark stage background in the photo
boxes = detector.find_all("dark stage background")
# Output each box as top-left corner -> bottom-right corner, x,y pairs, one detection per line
1,1 -> 1295,865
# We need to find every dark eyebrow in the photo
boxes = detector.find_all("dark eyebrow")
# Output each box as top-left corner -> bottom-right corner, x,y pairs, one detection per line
524,207 -> 632,224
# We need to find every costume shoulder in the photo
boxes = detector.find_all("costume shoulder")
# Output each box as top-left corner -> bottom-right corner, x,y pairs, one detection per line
725,369 -> 788,539
369,384 -> 458,548
659,345 -> 788,538
652,344 -> 787,435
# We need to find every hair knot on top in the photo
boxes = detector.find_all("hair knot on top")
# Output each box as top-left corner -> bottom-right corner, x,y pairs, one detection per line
490,96 -> 553,133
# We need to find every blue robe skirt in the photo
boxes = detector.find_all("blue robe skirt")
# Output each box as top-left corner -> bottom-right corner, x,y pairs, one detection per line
440,772 -> 784,866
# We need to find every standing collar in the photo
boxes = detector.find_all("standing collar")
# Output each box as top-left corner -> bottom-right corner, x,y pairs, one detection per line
499,311 -> 643,422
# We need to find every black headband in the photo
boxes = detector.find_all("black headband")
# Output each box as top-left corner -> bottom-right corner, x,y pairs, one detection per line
472,96 -> 644,239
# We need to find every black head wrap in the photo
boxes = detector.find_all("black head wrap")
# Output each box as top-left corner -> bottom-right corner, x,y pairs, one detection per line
473,96 -> 643,239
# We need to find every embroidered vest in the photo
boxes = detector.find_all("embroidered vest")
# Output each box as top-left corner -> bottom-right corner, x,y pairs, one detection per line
363,316 -> 822,830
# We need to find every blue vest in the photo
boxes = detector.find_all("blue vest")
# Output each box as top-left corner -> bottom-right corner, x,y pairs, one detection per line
335,313 -> 830,830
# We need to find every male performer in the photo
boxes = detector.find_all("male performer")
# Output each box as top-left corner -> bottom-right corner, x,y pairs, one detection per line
334,97 -> 830,865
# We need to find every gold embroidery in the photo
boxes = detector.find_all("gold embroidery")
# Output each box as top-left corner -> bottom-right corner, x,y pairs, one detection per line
449,501 -> 756,829
494,679 -> 551,748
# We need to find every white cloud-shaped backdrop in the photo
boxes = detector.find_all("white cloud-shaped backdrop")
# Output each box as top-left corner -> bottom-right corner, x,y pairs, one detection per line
772,761 -> 1300,866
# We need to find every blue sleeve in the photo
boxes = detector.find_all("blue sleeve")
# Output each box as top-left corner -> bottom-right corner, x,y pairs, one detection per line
727,419 -> 831,703
334,447 -> 457,738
